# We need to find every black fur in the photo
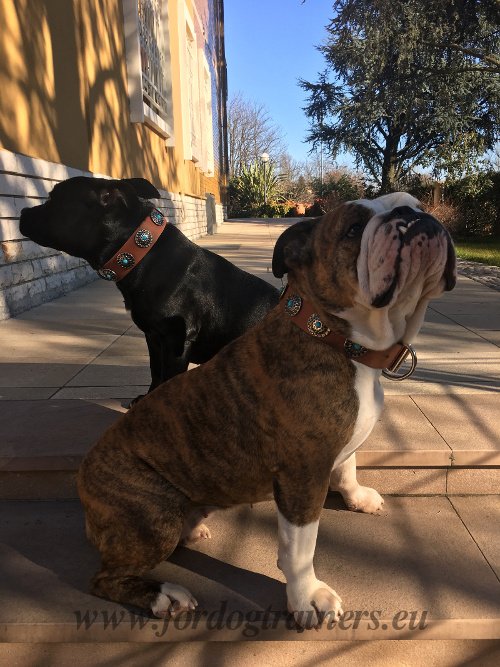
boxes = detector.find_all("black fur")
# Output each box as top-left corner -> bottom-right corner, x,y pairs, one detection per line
20,176 -> 279,396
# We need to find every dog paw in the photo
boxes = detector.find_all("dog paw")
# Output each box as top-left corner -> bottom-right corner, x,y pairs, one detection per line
151,582 -> 198,619
181,523 -> 212,545
287,579 -> 343,629
342,485 -> 384,514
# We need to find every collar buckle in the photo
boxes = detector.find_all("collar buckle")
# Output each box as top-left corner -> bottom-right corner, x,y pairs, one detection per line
382,344 -> 417,381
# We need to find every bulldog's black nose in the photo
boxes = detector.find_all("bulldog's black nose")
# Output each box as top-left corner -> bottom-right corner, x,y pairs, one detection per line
384,206 -> 446,240
385,206 -> 439,225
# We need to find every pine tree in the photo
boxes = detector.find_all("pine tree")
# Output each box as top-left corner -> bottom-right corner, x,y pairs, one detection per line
301,0 -> 500,191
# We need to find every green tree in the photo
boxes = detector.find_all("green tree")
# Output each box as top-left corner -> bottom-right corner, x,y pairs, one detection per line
301,0 -> 500,192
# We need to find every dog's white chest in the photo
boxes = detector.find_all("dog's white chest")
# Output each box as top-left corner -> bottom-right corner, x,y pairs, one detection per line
333,363 -> 383,469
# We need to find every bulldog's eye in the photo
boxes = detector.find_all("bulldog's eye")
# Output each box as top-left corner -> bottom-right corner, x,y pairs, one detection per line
345,223 -> 363,239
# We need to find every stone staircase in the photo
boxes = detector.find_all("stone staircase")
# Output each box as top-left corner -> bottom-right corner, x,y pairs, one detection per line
0,220 -> 499,665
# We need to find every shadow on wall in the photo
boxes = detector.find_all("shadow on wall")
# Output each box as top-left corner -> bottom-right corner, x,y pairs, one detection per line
0,0 -> 177,188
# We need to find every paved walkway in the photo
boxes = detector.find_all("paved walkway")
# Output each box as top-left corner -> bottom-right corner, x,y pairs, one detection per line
457,258 -> 500,291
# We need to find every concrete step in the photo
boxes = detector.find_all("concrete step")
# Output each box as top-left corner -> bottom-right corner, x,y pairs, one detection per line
2,640 -> 500,667
0,496 -> 499,644
1,397 -> 499,500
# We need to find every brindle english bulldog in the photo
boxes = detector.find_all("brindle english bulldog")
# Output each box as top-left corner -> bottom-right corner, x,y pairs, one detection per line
78,193 -> 456,627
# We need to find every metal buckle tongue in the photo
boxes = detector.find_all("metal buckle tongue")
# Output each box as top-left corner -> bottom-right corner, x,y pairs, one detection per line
382,344 -> 417,381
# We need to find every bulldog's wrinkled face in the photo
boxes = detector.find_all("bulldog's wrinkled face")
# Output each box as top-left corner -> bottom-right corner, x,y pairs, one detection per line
357,205 -> 456,308
351,204 -> 456,348
272,193 -> 456,349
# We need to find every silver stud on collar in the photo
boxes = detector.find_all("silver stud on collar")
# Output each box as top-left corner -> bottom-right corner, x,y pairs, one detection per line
98,268 -> 117,281
307,314 -> 331,338
134,229 -> 153,248
344,339 -> 368,358
116,252 -> 135,269
284,294 -> 302,316
150,209 -> 164,225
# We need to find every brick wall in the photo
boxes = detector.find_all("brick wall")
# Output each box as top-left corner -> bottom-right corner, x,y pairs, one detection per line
0,149 -> 224,320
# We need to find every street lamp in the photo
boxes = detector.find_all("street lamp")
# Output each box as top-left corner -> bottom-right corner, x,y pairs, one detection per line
260,152 -> 270,206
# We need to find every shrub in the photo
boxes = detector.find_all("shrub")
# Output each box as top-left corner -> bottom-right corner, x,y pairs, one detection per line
256,202 -> 291,218
426,201 -> 461,235
400,173 -> 435,207
228,161 -> 286,217
310,171 -> 365,205
445,171 -> 500,237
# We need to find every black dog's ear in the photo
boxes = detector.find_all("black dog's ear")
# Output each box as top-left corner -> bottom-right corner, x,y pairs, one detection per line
272,218 -> 319,278
97,178 -> 160,208
122,178 -> 161,199
99,186 -> 128,208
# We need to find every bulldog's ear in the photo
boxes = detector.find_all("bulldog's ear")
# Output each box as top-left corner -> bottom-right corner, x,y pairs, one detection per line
272,218 -> 318,278
122,178 -> 161,199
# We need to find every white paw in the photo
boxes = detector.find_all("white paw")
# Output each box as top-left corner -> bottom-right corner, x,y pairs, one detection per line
287,578 -> 343,629
181,522 -> 212,545
151,582 -> 198,619
342,485 -> 384,513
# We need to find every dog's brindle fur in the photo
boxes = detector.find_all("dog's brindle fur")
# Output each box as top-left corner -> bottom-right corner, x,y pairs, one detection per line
79,297 -> 357,610
78,200 -> 455,623
19,177 -> 279,395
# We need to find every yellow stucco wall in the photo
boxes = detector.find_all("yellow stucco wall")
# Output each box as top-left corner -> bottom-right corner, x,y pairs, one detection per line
0,0 -> 223,201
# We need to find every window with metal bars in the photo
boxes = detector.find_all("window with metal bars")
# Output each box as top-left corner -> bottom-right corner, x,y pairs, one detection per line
123,0 -> 174,141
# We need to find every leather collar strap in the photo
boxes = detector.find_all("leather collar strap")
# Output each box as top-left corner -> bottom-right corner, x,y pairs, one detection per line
98,208 -> 167,282
281,285 -> 417,378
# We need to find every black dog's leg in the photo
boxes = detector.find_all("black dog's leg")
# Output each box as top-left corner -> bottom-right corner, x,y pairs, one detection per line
131,325 -> 194,406
145,332 -> 165,393
146,318 -> 193,391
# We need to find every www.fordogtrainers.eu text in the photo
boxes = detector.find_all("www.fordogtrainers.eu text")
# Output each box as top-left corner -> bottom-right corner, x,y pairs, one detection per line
75,603 -> 429,638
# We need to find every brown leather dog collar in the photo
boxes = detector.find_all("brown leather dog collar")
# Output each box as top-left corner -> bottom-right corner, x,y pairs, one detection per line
98,208 -> 167,282
281,285 -> 417,379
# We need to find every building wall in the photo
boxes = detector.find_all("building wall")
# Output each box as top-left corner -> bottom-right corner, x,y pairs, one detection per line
0,0 -> 228,320
0,147 -> 225,320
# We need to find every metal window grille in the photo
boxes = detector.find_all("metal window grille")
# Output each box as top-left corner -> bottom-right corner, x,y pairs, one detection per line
186,31 -> 199,156
138,0 -> 169,121
203,62 -> 214,173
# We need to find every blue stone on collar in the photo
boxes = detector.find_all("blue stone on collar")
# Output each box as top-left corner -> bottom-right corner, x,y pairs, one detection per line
344,339 -> 368,358
116,252 -> 135,269
150,209 -> 164,225
284,294 -> 302,316
135,229 -> 153,248
98,268 -> 117,281
306,313 -> 331,338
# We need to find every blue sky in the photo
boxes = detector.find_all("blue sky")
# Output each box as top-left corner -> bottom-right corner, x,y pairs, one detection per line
224,0 -> 335,163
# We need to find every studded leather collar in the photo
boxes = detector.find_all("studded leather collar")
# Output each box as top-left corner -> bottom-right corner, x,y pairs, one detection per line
98,208 -> 167,282
280,285 -> 417,379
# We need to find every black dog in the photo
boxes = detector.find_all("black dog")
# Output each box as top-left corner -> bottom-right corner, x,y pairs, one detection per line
20,177 -> 279,398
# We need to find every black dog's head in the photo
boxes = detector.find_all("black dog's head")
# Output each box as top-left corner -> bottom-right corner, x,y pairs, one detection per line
19,176 -> 160,265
